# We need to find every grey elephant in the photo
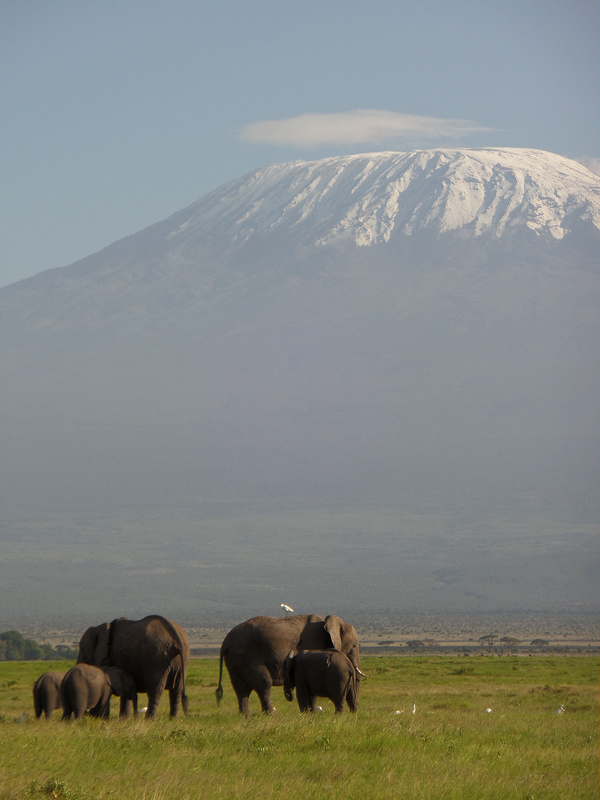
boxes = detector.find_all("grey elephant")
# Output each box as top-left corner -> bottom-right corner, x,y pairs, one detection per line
33,671 -> 66,719
215,614 -> 362,714
284,649 -> 358,713
77,615 -> 189,719
61,663 -> 138,720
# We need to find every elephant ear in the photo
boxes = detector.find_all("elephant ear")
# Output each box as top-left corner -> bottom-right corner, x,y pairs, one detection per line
93,623 -> 111,665
323,615 -> 345,651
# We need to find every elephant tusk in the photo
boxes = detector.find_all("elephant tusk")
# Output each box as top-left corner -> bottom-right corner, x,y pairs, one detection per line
356,668 -> 370,678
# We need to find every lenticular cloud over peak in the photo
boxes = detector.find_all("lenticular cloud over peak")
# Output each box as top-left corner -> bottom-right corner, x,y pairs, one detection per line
239,109 -> 493,147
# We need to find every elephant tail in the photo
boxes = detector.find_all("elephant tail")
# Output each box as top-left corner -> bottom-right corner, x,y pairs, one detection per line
179,652 -> 189,715
215,646 -> 225,706
177,651 -> 189,710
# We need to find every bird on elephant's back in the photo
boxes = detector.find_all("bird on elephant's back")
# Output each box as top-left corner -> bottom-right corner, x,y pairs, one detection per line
215,613 -> 363,715
76,614 -> 190,719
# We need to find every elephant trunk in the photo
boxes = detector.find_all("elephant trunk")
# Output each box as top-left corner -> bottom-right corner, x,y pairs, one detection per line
283,652 -> 296,702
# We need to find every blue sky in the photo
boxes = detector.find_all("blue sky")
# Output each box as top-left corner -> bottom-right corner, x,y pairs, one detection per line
1,0 -> 598,287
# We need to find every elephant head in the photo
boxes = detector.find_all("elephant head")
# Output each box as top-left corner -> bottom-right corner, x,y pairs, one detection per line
77,618 -> 127,666
300,614 -> 362,673
104,667 -> 138,713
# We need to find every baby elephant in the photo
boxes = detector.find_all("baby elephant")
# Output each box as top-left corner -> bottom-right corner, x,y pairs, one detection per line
61,664 -> 137,720
284,649 -> 358,713
33,671 -> 66,719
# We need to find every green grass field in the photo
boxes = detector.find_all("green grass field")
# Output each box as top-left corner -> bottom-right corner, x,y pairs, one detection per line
1,656 -> 597,799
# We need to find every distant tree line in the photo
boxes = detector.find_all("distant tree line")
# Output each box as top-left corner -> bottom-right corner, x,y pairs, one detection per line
0,630 -> 77,661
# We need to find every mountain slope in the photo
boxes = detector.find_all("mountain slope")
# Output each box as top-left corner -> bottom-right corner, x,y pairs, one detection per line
159,147 -> 600,248
0,148 -> 598,622
1,147 -> 598,334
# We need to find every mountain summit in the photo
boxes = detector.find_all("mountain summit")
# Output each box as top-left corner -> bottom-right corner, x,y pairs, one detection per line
1,148 -> 598,621
3,147 -> 598,333
160,147 -> 600,249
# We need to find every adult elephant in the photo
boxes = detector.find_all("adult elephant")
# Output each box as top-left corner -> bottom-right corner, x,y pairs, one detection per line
33,671 -> 66,719
77,615 -> 189,719
215,614 -> 362,714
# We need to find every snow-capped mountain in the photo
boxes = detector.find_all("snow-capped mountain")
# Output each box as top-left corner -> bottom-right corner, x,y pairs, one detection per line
0,148 -> 598,621
160,147 -> 600,248
2,147 -> 597,334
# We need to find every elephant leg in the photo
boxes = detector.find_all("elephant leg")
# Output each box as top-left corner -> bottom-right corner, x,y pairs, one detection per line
168,687 -> 182,717
89,698 -> 109,719
346,685 -> 358,712
145,674 -> 168,719
238,694 -> 251,715
253,666 -> 276,714
228,670 -> 256,716
145,692 -> 160,719
120,696 -> 133,718
256,688 -> 276,714
33,696 -> 42,719
296,685 -> 311,712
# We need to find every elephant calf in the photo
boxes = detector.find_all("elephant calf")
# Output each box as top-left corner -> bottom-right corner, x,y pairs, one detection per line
61,664 -> 138,720
284,649 -> 358,713
33,671 -> 66,719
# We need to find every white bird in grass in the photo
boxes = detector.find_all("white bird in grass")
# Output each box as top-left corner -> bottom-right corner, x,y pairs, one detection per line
555,705 -> 565,714
281,604 -> 294,615
394,703 -> 417,716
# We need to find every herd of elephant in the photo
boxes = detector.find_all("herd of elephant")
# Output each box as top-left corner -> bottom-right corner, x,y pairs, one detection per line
33,612 -> 367,720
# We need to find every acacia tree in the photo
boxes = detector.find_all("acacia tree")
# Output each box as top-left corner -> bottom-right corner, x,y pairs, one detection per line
479,634 -> 497,652
531,638 -> 550,649
500,636 -> 521,654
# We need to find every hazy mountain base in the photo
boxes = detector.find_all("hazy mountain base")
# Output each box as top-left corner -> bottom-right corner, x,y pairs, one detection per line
1,497 -> 598,633
1,172 -> 598,626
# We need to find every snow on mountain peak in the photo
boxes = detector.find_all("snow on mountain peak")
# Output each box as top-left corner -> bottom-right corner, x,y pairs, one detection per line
165,148 -> 600,250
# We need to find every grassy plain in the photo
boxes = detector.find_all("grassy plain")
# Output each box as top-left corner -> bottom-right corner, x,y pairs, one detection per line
0,656 -> 597,800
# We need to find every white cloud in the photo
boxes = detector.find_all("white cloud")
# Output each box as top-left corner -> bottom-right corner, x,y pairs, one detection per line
239,109 -> 493,148
577,156 -> 600,176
